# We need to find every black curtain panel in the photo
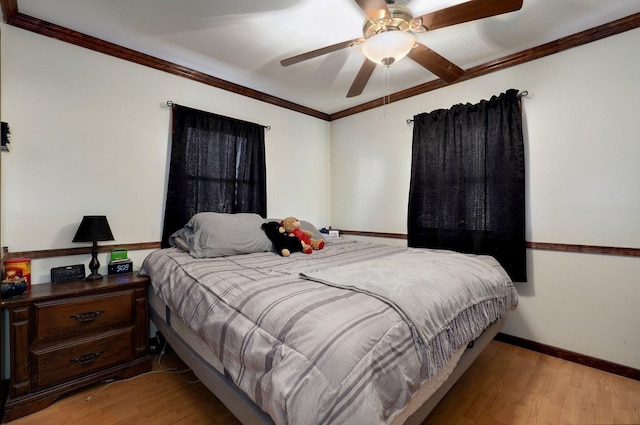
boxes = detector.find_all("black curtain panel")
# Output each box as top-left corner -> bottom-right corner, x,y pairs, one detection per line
408,89 -> 526,281
161,104 -> 266,247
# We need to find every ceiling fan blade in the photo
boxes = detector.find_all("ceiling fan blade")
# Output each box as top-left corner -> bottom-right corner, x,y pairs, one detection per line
347,59 -> 377,98
411,0 -> 523,32
354,0 -> 391,20
408,43 -> 464,83
281,39 -> 363,67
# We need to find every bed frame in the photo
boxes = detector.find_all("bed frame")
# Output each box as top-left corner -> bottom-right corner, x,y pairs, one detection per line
149,293 -> 504,425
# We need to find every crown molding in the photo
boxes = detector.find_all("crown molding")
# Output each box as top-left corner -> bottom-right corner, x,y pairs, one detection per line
2,1 -> 639,121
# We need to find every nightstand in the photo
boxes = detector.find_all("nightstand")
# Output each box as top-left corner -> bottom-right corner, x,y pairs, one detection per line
0,273 -> 152,421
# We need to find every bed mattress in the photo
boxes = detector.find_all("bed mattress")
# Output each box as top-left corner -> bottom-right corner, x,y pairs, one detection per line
148,289 -> 504,425
141,238 -> 517,424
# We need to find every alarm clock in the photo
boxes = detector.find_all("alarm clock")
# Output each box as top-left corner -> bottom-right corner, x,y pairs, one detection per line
108,260 -> 133,275
51,264 -> 86,284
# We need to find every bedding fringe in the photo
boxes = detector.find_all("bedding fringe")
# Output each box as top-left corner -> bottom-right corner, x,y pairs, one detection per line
418,297 -> 510,379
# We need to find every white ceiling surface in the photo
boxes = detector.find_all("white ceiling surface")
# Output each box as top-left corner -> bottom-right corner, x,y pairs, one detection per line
18,0 -> 640,114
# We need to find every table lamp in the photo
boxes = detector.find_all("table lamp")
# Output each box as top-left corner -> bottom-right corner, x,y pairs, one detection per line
72,215 -> 114,280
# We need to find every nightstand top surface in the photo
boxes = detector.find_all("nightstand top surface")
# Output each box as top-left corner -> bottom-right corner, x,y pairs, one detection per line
0,273 -> 149,307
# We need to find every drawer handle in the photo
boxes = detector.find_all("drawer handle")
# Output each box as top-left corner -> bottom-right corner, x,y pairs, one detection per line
70,350 -> 105,366
70,310 -> 105,322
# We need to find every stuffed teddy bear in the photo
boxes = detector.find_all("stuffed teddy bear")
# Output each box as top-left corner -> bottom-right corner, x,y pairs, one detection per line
281,216 -> 325,253
261,221 -> 305,257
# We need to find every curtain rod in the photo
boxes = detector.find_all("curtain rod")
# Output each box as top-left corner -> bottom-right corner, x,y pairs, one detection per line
165,100 -> 271,130
405,90 -> 529,125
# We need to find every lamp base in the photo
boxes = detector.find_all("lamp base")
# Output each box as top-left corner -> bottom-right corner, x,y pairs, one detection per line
86,245 -> 102,281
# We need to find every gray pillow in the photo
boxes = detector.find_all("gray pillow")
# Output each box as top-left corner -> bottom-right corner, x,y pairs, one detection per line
182,212 -> 273,258
300,220 -> 325,241
168,229 -> 190,252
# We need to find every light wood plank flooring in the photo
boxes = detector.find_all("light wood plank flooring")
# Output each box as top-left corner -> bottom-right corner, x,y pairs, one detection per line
7,341 -> 640,425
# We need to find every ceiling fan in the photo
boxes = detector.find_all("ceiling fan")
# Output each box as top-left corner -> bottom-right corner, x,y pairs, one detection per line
280,0 -> 524,97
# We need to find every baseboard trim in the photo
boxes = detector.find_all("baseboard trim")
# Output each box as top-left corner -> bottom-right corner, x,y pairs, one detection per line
495,333 -> 640,381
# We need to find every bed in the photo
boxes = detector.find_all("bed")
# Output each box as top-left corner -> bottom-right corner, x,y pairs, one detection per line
140,213 -> 518,425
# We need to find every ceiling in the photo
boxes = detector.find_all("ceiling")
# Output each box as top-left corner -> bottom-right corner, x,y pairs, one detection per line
8,0 -> 640,116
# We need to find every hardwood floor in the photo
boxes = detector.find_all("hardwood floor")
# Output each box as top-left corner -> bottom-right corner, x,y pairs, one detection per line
422,341 -> 640,425
7,351 -> 241,425
7,341 -> 640,425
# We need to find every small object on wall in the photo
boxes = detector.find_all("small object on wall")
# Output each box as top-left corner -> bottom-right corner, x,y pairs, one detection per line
4,257 -> 31,290
50,264 -> 86,284
1,121 -> 11,152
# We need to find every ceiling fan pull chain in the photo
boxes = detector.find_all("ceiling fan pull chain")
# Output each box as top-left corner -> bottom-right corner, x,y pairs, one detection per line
383,65 -> 392,117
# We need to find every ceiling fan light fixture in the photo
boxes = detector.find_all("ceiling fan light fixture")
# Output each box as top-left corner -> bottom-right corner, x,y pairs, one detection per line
361,30 -> 415,66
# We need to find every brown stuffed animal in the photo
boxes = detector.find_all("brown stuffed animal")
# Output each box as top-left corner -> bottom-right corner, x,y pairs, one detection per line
281,217 -> 325,253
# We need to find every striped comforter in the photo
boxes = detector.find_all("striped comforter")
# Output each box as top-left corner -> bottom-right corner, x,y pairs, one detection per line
141,238 -> 517,425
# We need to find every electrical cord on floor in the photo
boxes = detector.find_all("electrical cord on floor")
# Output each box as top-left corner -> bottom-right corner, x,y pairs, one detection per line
85,339 -> 199,402
156,339 -> 200,383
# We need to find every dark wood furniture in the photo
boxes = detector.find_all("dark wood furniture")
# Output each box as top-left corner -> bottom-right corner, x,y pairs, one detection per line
0,274 -> 151,422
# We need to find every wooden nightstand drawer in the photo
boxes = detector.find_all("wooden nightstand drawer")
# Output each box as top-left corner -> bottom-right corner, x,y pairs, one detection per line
2,274 -> 152,421
34,292 -> 134,343
32,327 -> 136,391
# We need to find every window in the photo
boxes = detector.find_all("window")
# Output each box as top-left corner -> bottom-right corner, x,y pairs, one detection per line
161,104 -> 266,247
408,89 -> 526,281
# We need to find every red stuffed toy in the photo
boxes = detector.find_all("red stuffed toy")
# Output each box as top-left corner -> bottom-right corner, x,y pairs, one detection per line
281,217 -> 324,254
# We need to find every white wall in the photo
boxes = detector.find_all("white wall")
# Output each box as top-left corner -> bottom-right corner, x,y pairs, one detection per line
331,28 -> 640,369
0,24 -> 331,283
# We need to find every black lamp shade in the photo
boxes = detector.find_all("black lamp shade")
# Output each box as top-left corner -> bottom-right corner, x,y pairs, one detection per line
72,216 -> 114,281
73,216 -> 114,243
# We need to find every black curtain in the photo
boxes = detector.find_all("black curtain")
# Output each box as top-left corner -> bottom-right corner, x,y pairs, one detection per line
408,89 -> 526,281
161,104 -> 266,247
